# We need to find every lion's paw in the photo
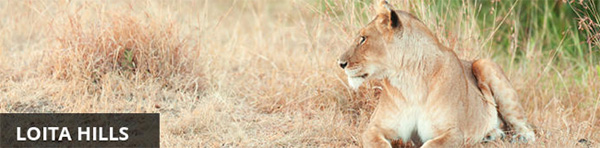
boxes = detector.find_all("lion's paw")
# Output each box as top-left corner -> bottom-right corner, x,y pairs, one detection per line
511,130 -> 535,143
482,128 -> 505,142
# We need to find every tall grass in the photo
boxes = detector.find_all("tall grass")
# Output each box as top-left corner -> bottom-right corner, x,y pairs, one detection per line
45,13 -> 190,81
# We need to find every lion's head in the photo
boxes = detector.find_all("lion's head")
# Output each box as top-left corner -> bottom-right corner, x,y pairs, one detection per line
338,1 -> 440,89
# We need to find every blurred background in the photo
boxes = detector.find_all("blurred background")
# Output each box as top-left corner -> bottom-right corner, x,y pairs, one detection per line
0,0 -> 598,147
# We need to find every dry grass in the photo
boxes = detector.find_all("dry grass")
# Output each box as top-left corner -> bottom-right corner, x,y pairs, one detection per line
0,0 -> 598,147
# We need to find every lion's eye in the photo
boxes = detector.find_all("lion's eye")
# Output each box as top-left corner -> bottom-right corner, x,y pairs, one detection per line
358,36 -> 366,45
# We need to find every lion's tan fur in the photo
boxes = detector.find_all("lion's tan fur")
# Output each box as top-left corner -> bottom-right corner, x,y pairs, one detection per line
338,1 -> 535,147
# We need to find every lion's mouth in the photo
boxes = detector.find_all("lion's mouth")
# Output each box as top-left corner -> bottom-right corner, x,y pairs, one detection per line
345,68 -> 370,89
347,73 -> 368,90
349,73 -> 369,80
356,73 -> 369,78
346,68 -> 369,79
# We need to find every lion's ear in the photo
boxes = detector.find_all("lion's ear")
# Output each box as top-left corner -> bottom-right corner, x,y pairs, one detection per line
375,0 -> 401,32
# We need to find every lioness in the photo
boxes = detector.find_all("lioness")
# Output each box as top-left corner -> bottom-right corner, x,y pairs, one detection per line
338,1 -> 535,147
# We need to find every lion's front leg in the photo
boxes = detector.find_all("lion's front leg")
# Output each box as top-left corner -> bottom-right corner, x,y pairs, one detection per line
362,126 -> 393,148
420,127 -> 463,148
363,124 -> 414,148
362,94 -> 409,148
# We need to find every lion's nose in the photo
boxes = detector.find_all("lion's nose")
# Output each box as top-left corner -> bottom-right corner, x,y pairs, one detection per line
339,61 -> 348,69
